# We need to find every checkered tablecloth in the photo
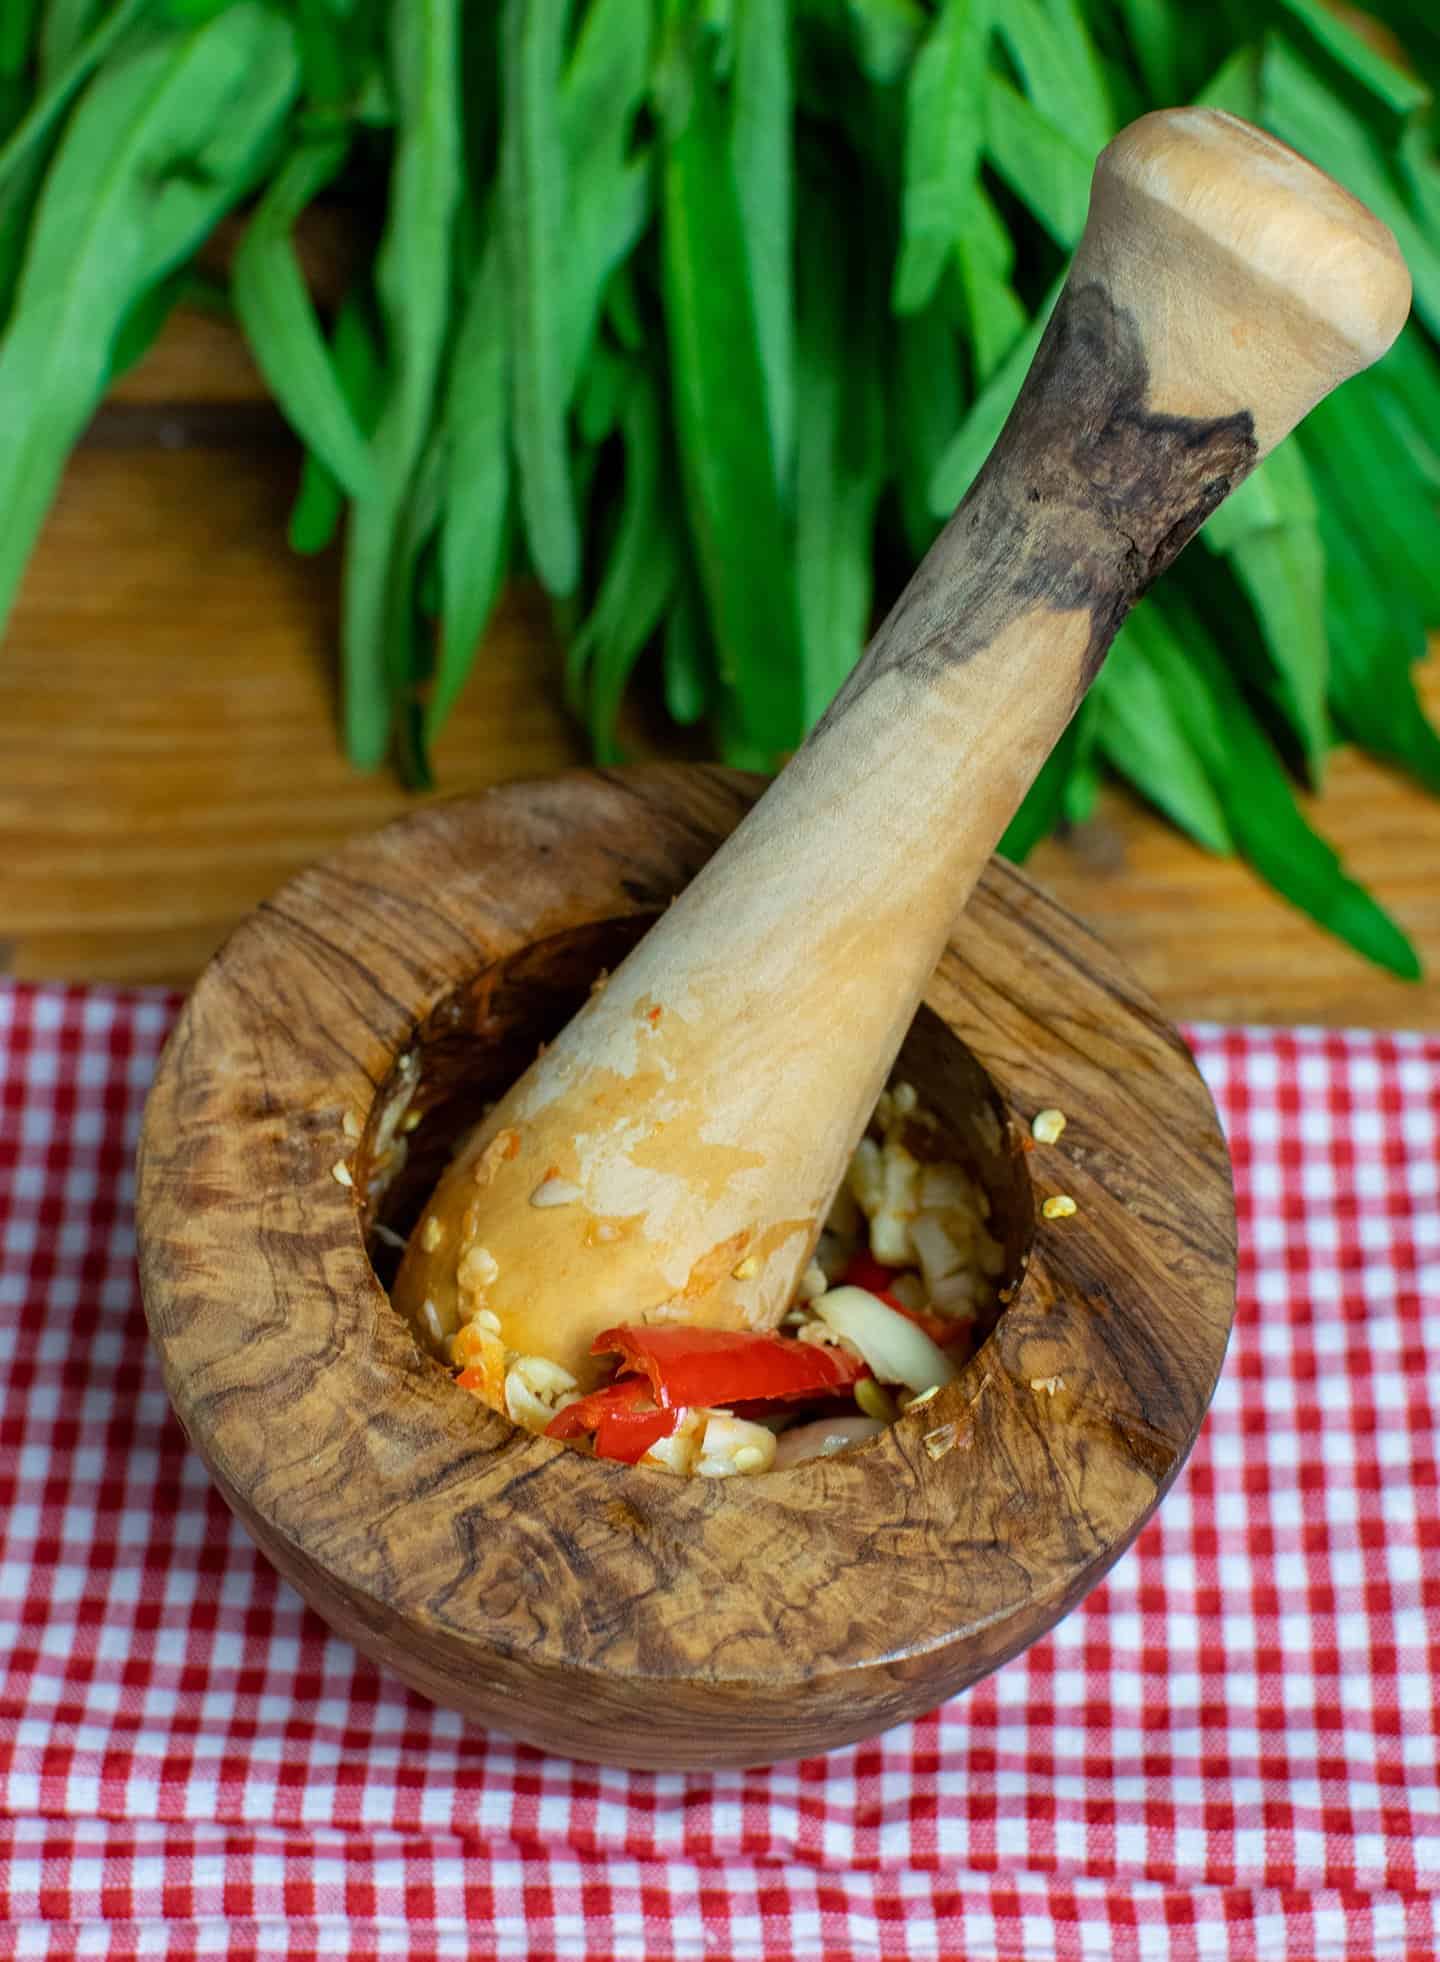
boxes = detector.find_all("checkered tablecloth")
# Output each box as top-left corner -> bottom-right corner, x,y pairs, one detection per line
1,982 -> 1438,1960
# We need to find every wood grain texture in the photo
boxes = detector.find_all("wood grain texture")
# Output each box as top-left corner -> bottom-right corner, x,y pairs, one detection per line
136,767 -> 1235,1769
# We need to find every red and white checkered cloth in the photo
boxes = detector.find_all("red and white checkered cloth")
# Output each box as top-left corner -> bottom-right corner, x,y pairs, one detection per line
1,981 -> 1438,1961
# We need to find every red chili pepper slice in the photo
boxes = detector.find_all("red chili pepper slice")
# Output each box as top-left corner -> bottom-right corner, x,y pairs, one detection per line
545,1378 -> 680,1463
841,1249 -> 900,1296
592,1322 -> 867,1410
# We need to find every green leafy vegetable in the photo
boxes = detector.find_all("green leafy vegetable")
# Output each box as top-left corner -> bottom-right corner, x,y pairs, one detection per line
0,3 -> 298,646
793,166 -> 887,721
289,287 -> 387,556
660,19 -> 804,762
233,131 -> 373,500
0,0 -> 1438,971
1092,622 -> 1235,856
1200,439 -> 1331,779
431,231 -> 510,739
341,0 -> 461,772
893,0 -> 990,314
498,0 -> 579,598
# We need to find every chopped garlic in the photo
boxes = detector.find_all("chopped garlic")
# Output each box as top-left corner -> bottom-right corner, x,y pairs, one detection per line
917,1163 -> 974,1211
421,1215 -> 444,1253
530,1176 -> 583,1208
1031,1108 -> 1067,1145
846,1135 -> 885,1216
1031,1375 -> 1064,1396
930,1271 -> 982,1315
1042,1194 -> 1077,1220
468,1306 -> 502,1334
798,1260 -> 829,1300
642,1408 -> 703,1475
867,1213 -> 912,1267
696,1414 -> 776,1478
910,1213 -> 966,1298
473,1128 -> 520,1186
420,1299 -> 444,1346
342,1109 -> 362,1141
331,1159 -> 353,1188
505,1355 -> 580,1433
457,1244 -> 499,1290
879,1271 -> 920,1313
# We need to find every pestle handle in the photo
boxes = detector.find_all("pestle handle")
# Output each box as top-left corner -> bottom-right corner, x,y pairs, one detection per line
393,111 -> 1410,1395
814,107 -> 1410,846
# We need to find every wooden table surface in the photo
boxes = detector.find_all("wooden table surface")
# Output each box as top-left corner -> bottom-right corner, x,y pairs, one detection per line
4,305 -> 1440,1029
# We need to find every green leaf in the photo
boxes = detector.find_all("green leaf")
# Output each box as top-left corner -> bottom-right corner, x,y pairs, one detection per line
660,30 -> 805,760
892,286 -> 963,557
892,0 -> 991,314
794,172 -> 886,720
1299,375 -> 1440,623
0,0 -> 149,194
605,260 -> 645,351
1220,524 -> 1332,779
557,0 -> 652,397
927,271 -> 1061,512
1314,485 -> 1440,795
0,0 -> 41,80
1113,0 -> 1183,104
0,140 -> 46,333
0,4 -> 299,648
577,336 -> 627,445
105,265 -> 188,383
40,2 -> 105,84
997,0 -> 1112,156
984,74 -> 1092,247
1196,46 -> 1261,121
731,0 -> 795,479
997,707 -> 1089,861
497,0 -> 578,597
1372,322 -> 1440,464
341,0 -> 462,767
954,183 -> 1029,384
840,0 -> 926,84
1093,616 -> 1235,854
1274,0 -> 1429,117
292,0 -> 377,114
1201,440 -> 1330,777
568,360 -> 680,760
289,287 -> 387,555
431,230 -> 511,740
663,562 -> 714,725
233,132 -> 375,500
1140,594 -> 1421,978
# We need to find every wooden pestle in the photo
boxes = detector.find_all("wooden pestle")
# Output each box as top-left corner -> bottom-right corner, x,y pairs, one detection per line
393,109 -> 1410,1401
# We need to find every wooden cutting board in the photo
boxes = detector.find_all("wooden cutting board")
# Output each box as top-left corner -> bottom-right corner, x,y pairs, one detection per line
2,303 -> 1438,1028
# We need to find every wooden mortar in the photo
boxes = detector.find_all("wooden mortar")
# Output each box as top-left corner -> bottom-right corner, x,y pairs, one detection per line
137,766 -> 1235,1769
